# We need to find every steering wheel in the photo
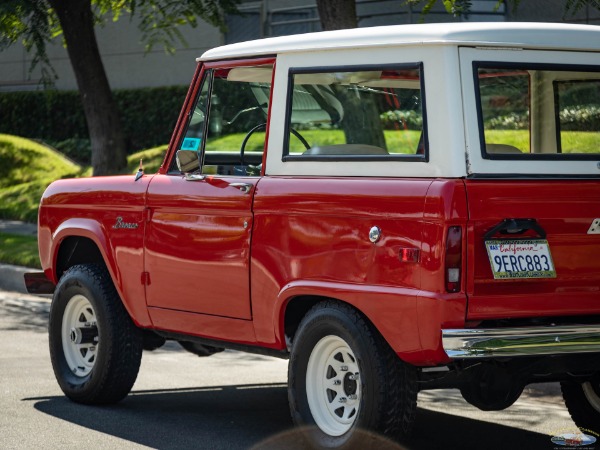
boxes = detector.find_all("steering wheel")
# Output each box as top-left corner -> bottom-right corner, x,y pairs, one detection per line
240,123 -> 311,166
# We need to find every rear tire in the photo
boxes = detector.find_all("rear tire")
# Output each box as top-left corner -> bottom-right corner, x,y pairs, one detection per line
561,377 -> 600,434
49,264 -> 143,404
288,301 -> 417,449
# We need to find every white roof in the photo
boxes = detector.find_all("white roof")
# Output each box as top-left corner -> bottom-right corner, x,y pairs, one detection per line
199,22 -> 600,61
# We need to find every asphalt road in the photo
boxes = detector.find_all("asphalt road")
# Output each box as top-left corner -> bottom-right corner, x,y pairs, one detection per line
0,289 -> 587,450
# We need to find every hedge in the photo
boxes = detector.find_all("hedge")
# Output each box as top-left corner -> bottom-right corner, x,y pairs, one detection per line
0,86 -> 188,163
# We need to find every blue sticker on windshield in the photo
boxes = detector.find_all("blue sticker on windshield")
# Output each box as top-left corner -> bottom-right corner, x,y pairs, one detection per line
181,137 -> 201,151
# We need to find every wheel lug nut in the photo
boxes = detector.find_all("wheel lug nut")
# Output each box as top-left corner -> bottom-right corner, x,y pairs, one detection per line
340,365 -> 348,371
333,380 -> 341,385
339,397 -> 347,403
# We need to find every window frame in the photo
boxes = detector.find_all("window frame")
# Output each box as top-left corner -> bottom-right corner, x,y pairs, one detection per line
166,57 -> 277,175
281,62 -> 429,163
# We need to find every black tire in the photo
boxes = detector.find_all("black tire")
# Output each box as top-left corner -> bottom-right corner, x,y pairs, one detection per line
49,264 -> 143,404
288,300 -> 417,449
561,377 -> 600,434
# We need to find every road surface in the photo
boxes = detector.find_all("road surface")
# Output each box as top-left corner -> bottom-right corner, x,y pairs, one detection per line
0,290 -> 588,449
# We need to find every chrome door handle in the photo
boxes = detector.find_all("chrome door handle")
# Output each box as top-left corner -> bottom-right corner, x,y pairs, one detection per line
229,182 -> 252,194
184,173 -> 206,182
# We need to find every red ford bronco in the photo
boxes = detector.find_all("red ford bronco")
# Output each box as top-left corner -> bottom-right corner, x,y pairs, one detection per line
27,22 -> 600,448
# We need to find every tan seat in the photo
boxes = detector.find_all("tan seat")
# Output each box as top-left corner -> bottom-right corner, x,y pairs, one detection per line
486,144 -> 523,154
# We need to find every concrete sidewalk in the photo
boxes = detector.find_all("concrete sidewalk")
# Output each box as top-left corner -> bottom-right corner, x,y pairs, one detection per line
0,263 -> 36,294
0,219 -> 38,293
0,219 -> 37,236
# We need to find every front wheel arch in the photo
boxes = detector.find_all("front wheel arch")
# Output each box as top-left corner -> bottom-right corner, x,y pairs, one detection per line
56,236 -> 105,280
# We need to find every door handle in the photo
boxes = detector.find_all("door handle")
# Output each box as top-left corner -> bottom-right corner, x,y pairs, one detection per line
184,173 -> 206,182
229,182 -> 252,194
484,218 -> 547,240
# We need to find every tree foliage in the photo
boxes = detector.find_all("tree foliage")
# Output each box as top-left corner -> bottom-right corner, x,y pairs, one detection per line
0,0 -> 240,175
0,0 -> 240,83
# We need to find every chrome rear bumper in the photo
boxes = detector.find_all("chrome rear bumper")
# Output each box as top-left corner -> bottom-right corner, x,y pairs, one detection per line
442,325 -> 600,358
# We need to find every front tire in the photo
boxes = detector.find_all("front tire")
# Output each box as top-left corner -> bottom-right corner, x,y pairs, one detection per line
49,264 -> 143,404
561,377 -> 600,433
288,301 -> 417,449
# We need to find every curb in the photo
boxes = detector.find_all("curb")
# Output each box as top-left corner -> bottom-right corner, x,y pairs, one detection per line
0,263 -> 36,294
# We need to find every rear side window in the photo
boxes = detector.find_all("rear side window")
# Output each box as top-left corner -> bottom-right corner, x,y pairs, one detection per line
283,64 -> 427,161
475,63 -> 600,159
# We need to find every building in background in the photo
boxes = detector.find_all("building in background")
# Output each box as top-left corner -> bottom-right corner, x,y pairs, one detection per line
0,0 -> 598,92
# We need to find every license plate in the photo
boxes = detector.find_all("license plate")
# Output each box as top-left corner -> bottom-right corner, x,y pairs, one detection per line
485,239 -> 556,279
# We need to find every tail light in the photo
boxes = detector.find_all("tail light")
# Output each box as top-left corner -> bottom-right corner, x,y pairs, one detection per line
445,226 -> 462,293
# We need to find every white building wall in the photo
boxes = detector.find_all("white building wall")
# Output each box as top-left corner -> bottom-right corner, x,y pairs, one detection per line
0,0 -> 597,92
0,14 -> 222,91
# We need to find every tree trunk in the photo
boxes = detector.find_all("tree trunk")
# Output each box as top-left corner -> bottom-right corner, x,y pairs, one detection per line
316,1 -> 386,150
316,0 -> 358,30
49,0 -> 127,176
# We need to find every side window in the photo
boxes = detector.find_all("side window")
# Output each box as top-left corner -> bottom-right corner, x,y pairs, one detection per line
475,64 -> 600,158
175,64 -> 273,175
555,79 -> 600,155
283,65 -> 427,160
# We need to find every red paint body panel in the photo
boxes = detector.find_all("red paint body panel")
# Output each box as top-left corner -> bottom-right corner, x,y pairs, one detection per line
145,174 -> 257,319
249,177 -> 468,364
148,307 -> 256,344
38,175 -> 153,327
465,180 -> 600,320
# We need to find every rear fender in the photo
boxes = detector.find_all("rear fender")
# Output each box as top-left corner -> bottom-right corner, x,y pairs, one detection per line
276,280 -> 422,364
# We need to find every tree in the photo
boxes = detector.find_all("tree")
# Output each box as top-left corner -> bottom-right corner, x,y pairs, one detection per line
316,0 -> 357,30
0,0 -> 239,176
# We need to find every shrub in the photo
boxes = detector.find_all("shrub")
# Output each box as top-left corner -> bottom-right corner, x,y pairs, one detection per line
380,110 -> 423,130
0,86 -> 188,157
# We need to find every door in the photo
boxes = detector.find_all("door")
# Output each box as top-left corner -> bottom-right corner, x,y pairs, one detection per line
460,48 -> 600,321
144,59 -> 274,319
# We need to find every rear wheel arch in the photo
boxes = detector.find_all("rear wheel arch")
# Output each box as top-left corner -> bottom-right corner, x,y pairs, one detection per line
284,296 -> 381,347
283,295 -> 324,346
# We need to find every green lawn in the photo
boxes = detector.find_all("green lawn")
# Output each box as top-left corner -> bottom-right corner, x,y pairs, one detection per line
485,130 -> 600,154
0,134 -> 85,222
0,232 -> 40,268
204,129 -> 422,154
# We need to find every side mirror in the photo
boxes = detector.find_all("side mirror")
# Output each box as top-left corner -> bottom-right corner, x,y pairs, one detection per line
176,149 -> 200,173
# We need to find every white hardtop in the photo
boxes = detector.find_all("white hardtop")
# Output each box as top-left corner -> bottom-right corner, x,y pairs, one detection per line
199,22 -> 600,62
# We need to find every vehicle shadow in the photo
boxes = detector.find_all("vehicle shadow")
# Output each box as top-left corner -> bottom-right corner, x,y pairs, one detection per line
27,383 -> 554,450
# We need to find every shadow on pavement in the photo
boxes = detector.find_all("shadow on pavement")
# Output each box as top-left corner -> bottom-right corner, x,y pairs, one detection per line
26,383 -> 555,450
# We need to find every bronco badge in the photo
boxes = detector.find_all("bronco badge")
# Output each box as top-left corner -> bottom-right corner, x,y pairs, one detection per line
113,216 -> 139,230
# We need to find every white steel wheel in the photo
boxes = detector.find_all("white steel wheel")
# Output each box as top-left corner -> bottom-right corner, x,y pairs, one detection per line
49,264 -> 143,404
288,301 -> 418,449
306,335 -> 361,437
582,381 -> 600,412
61,294 -> 98,377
